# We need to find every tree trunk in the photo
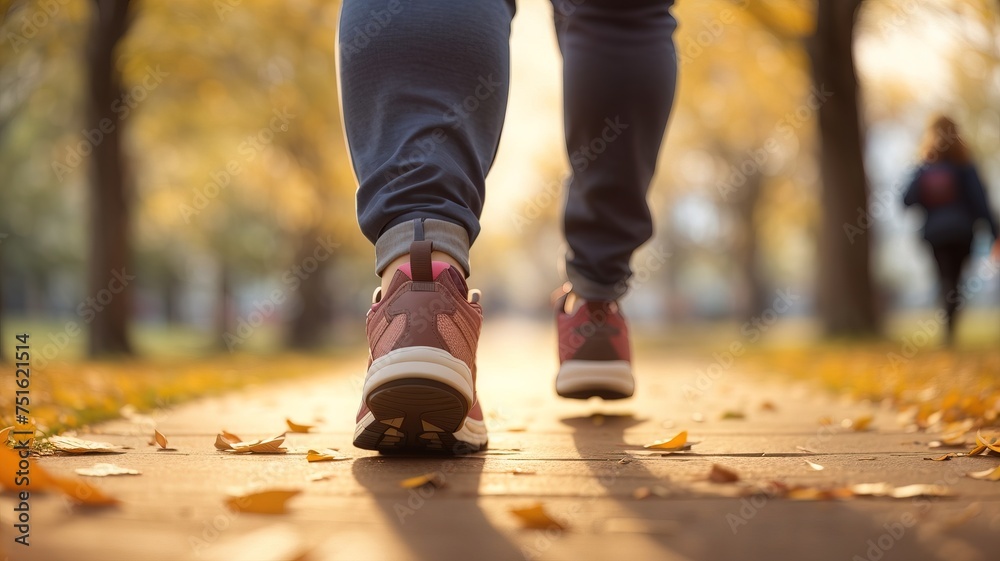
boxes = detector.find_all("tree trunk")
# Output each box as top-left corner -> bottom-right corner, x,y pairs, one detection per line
286,232 -> 332,350
809,0 -> 880,336
731,171 -> 768,322
86,0 -> 133,356
216,264 -> 235,350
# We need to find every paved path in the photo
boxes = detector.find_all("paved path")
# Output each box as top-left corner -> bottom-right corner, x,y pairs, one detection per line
3,320 -> 998,561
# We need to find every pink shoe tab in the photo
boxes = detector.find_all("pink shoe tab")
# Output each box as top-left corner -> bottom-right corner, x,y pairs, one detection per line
396,261 -> 451,280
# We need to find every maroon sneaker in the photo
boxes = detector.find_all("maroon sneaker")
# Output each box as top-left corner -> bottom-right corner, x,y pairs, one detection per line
354,240 -> 487,454
554,289 -> 635,399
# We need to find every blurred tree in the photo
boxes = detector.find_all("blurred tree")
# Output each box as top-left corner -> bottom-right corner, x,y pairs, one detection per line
86,0 -> 133,355
809,0 -> 880,335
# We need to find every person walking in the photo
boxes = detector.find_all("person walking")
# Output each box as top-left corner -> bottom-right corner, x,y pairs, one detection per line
339,0 -> 678,453
903,115 -> 1000,345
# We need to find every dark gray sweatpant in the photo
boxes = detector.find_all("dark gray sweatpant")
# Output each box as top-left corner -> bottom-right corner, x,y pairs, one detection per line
339,0 -> 677,300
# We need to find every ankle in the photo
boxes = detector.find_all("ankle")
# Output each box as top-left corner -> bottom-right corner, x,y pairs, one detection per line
380,251 -> 464,293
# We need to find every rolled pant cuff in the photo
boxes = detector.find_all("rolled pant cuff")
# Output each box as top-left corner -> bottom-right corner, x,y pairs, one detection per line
566,265 -> 628,302
375,219 -> 471,277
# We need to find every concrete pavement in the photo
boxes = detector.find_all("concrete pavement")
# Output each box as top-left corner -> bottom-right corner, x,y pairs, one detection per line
2,319 -> 998,561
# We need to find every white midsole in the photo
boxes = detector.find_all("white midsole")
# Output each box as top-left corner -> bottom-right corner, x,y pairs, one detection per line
363,346 -> 475,409
556,360 -> 634,395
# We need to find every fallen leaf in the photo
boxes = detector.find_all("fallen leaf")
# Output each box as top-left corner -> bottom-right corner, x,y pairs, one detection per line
975,431 -> 1000,454
226,489 -> 301,514
805,460 -> 825,471
286,419 -> 314,433
720,410 -> 745,420
967,466 -> 1000,481
49,476 -> 120,506
215,431 -> 242,451
509,503 -> 565,530
708,464 -> 740,483
75,463 -> 141,477
889,484 -> 953,498
49,435 -> 125,454
849,482 -> 894,497
306,449 -> 348,462
644,431 -> 688,450
400,473 -> 446,489
229,434 -> 287,454
844,415 -> 873,432
925,453 -> 957,461
153,430 -> 168,449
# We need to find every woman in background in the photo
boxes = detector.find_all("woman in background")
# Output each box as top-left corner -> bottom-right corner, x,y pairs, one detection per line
903,116 -> 1000,345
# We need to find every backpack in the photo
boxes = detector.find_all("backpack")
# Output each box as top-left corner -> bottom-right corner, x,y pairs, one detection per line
918,166 -> 960,208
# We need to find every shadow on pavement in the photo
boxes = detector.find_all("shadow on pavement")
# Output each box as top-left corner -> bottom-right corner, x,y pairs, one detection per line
351,455 -> 522,561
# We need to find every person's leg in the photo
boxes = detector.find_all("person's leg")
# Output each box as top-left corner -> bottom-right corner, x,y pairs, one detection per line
552,0 -> 678,302
339,0 -> 515,287
339,0 -> 514,453
932,241 -> 970,345
550,0 -> 677,400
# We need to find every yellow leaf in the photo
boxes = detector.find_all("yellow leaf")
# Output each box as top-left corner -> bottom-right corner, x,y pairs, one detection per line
847,415 -> 873,432
215,431 -> 242,450
305,449 -> 347,462
889,484 -> 953,498
226,489 -> 301,514
49,435 -> 125,454
399,473 -> 445,489
644,431 -> 688,450
925,453 -> 956,461
50,476 -> 120,507
968,444 -> 987,456
286,419 -> 314,433
976,431 -> 1000,454
509,503 -> 565,530
708,464 -> 740,483
967,466 -> 1000,481
229,435 -> 287,454
805,460 -> 824,471
153,429 -> 174,450
74,463 -> 141,477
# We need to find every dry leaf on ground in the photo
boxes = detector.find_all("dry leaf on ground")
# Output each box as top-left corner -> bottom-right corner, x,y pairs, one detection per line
399,473 -> 446,489
889,484 -> 953,498
286,419 -> 314,433
152,429 -> 177,451
306,449 -> 348,462
49,435 -> 125,454
975,431 -> 1000,454
843,415 -> 873,432
708,464 -> 740,483
227,434 -> 287,454
226,489 -> 301,514
805,460 -> 825,471
925,453 -> 958,461
509,503 -> 566,530
75,463 -> 141,477
215,430 -> 242,450
644,431 -> 690,451
967,466 -> 1000,481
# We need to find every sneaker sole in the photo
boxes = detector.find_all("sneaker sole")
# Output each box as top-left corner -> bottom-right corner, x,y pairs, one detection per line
354,379 -> 485,453
556,360 -> 634,400
355,347 -> 485,454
